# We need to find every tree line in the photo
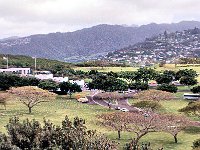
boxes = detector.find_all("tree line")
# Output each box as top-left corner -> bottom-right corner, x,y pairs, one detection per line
0,73 -> 82,96
88,68 -> 199,93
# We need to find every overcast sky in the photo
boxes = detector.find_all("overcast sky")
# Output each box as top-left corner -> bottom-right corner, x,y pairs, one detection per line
0,0 -> 200,38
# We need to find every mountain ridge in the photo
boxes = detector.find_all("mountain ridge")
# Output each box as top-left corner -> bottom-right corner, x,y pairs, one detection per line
1,21 -> 200,62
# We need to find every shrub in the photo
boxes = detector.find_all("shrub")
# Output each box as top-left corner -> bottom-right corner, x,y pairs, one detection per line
191,86 -> 200,93
157,84 -> 178,93
179,101 -> 200,118
0,132 -> 19,150
4,116 -> 117,149
133,100 -> 162,111
124,140 -> 163,150
192,138 -> 200,149
129,82 -> 149,91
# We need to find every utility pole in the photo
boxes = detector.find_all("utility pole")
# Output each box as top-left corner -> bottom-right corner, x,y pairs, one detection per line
34,57 -> 37,71
6,56 -> 8,69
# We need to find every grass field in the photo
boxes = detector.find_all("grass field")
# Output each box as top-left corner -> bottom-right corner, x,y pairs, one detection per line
73,66 -> 139,72
73,64 -> 200,73
0,91 -> 200,150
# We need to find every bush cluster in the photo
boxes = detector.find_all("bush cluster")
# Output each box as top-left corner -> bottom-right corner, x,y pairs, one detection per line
133,101 -> 162,111
1,116 -> 117,149
192,138 -> 200,149
157,84 -> 178,93
0,73 -> 40,90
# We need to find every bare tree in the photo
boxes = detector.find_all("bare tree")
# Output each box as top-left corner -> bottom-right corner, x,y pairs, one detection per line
158,114 -> 192,143
124,111 -> 161,145
134,89 -> 174,102
97,112 -> 129,140
97,111 -> 160,143
98,111 -> 194,145
94,92 -> 123,100
8,86 -> 56,114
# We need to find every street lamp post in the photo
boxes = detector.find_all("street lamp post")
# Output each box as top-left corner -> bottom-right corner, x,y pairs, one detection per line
32,56 -> 37,75
3,56 -> 8,69
34,57 -> 37,71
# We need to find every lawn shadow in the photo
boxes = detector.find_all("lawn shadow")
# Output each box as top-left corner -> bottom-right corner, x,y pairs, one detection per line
184,126 -> 200,134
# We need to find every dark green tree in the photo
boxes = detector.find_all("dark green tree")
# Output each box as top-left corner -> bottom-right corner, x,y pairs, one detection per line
163,70 -> 176,79
107,71 -> 118,78
135,68 -> 158,83
157,84 -> 178,93
38,79 -> 58,91
175,69 -> 197,80
0,73 -> 39,90
129,82 -> 149,91
156,74 -> 173,84
118,71 -> 136,82
88,75 -> 128,92
191,86 -> 200,93
59,82 -> 82,98
180,76 -> 198,87
89,69 -> 99,75
51,64 -> 65,76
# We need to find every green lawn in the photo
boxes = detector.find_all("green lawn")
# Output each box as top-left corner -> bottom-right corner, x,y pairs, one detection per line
74,64 -> 200,73
0,92 -> 200,150
73,65 -> 200,82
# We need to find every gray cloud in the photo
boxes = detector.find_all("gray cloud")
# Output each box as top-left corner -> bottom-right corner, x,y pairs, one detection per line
0,0 -> 200,38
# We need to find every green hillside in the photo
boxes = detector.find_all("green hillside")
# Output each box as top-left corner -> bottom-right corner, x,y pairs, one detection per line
0,54 -> 72,71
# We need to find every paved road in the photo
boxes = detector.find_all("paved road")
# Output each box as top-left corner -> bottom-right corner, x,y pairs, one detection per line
86,91 -> 141,112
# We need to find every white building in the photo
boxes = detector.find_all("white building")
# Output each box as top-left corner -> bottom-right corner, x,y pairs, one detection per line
34,71 -> 53,80
0,68 -> 31,76
69,80 -> 85,87
34,71 -> 69,83
53,77 -> 68,83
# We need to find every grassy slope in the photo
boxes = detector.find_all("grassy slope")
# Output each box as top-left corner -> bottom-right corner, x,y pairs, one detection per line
0,54 -> 72,70
0,91 -> 200,150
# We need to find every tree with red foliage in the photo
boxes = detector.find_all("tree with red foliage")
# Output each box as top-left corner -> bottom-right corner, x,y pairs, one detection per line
8,86 -> 56,113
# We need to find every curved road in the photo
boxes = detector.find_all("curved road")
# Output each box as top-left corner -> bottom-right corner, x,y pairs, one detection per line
86,91 -> 141,112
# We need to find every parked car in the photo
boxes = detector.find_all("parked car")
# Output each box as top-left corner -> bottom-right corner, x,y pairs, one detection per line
120,108 -> 129,112
77,97 -> 89,103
